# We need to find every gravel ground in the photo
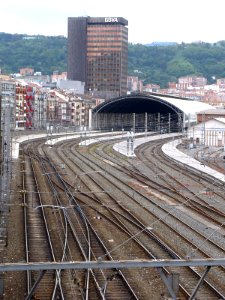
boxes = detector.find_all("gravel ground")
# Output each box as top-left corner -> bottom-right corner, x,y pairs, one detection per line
1,140 -> 224,299
177,143 -> 223,159
0,158 -> 26,299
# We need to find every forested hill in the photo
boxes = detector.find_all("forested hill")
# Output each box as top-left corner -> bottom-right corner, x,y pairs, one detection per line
1,32 -> 225,88
128,42 -> 225,87
0,33 -> 67,76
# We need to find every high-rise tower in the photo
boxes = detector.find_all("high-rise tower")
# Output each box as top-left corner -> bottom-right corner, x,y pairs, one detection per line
67,17 -> 128,99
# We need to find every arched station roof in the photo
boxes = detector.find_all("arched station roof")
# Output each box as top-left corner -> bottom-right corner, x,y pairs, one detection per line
92,93 -> 215,121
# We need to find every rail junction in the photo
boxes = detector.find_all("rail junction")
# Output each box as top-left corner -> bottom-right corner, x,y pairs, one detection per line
0,129 -> 224,299
1,93 -> 225,299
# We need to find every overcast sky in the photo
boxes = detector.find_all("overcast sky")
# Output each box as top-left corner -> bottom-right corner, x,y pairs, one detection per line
1,0 -> 225,44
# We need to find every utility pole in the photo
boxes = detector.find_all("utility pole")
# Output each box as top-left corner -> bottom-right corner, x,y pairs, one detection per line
201,113 -> 206,163
158,112 -> 160,133
178,113 -> 182,133
145,112 -> 147,136
132,113 -> 136,134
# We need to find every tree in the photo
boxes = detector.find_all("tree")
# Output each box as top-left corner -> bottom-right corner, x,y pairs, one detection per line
166,58 -> 196,77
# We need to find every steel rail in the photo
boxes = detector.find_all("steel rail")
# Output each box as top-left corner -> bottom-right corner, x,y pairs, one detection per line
27,151 -> 65,299
39,156 -> 103,299
46,158 -> 140,300
60,173 -> 136,299
21,155 -> 32,294
65,138 -> 225,298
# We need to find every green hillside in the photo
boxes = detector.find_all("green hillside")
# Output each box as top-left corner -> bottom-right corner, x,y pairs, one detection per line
128,42 -> 225,87
1,33 -> 225,88
0,33 -> 67,75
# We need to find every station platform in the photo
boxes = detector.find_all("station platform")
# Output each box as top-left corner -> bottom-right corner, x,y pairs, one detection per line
162,139 -> 225,183
12,132 -> 80,159
113,133 -> 225,183
12,131 -> 225,183
12,131 -> 122,159
113,133 -> 180,157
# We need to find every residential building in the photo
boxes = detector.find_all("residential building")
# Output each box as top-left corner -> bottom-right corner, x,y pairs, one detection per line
15,83 -> 27,129
34,89 -> 47,129
143,83 -> 160,93
43,90 -> 97,129
20,74 -> 50,85
0,79 -> 15,243
178,76 -> 207,89
51,71 -> 67,83
24,86 -> 35,129
168,82 -> 177,90
203,90 -> 221,104
20,68 -> 34,76
127,76 -> 143,93
216,78 -> 225,88
0,79 -> 16,132
67,17 -> 128,99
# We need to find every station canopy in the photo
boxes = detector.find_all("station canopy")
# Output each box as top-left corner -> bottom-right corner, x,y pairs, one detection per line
93,93 -> 215,122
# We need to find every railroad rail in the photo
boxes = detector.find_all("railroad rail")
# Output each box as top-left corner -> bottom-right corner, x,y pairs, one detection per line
5,133 -> 225,299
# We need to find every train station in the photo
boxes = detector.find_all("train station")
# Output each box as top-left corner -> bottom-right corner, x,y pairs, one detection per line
91,93 -> 215,132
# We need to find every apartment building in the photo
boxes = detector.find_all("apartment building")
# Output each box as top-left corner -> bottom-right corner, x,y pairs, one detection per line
33,89 -> 47,129
178,76 -> 207,89
0,79 -> 16,132
20,68 -> 34,76
51,71 -> 67,83
127,76 -> 143,93
15,84 -> 27,129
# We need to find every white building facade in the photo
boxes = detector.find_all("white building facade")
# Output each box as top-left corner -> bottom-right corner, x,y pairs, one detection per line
187,118 -> 225,147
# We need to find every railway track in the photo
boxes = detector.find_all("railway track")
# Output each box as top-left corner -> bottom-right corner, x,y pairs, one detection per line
45,138 -> 225,298
22,150 -> 66,299
22,144 -> 141,299
193,147 -> 225,174
14,133 -> 225,299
